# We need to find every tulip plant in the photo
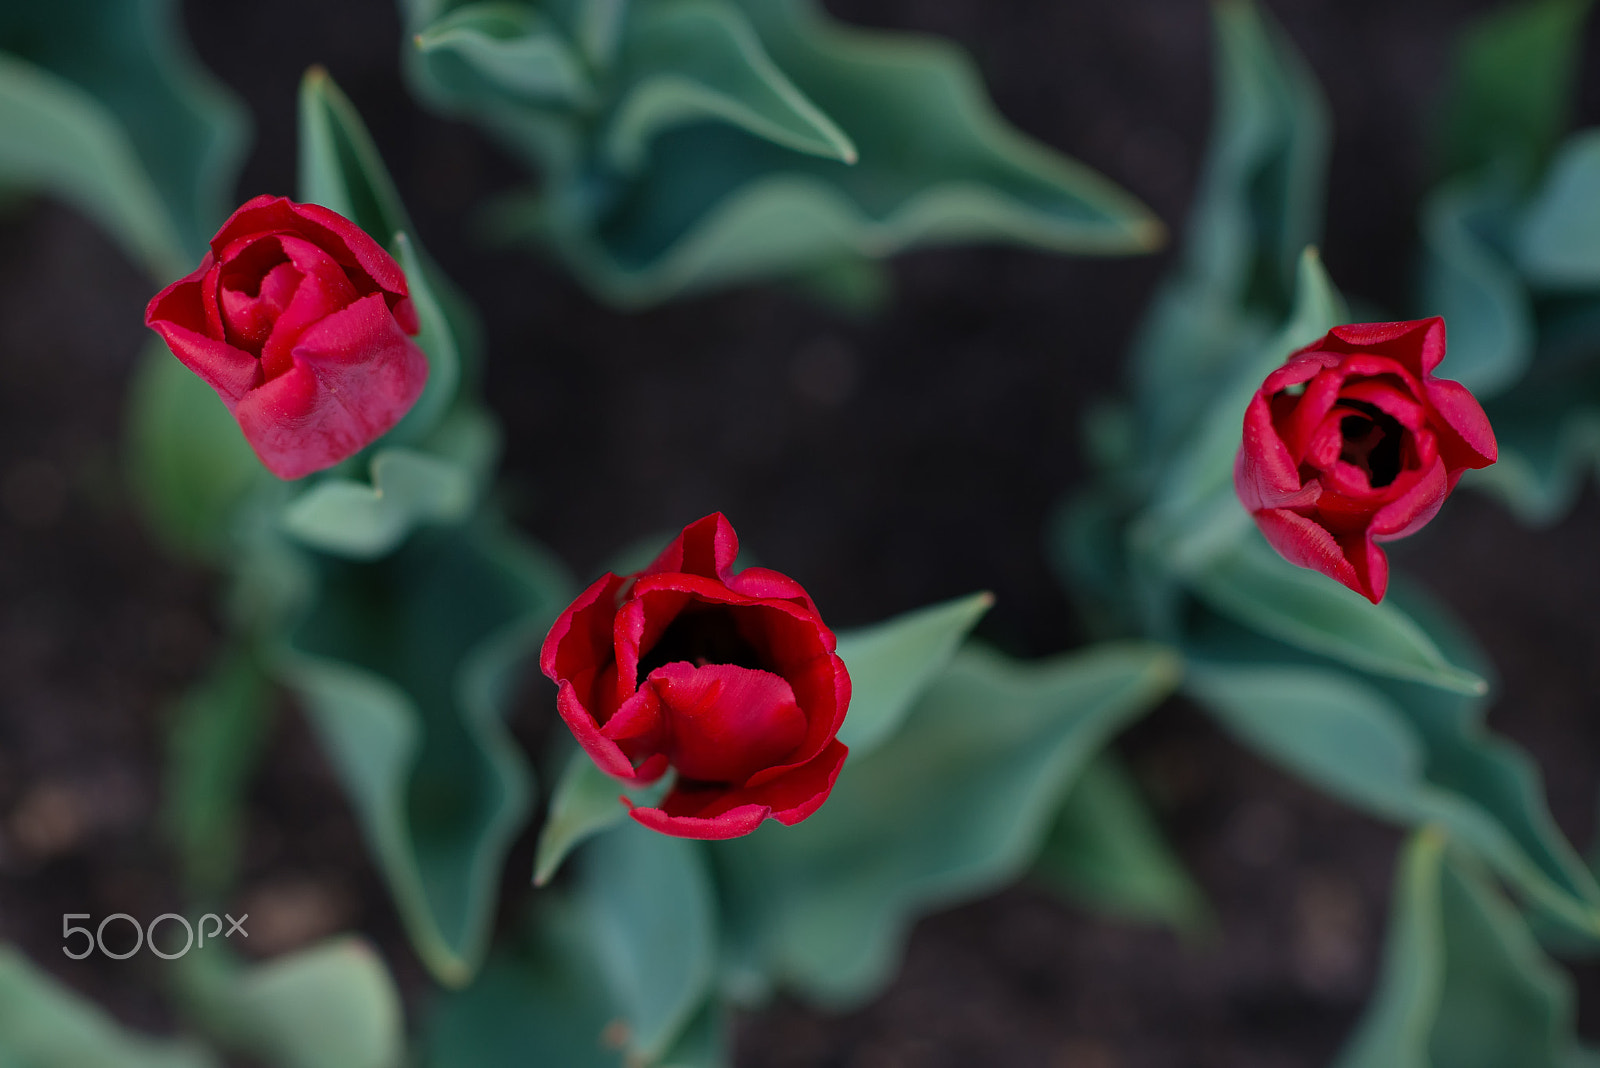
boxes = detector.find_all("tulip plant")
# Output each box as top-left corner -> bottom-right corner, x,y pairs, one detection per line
1,0 -> 1598,1066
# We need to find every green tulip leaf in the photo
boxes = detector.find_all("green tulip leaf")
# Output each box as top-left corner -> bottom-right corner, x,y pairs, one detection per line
1188,651 -> 1600,938
1132,0 -> 1327,461
0,53 -> 183,277
1418,181 -> 1533,396
0,0 -> 247,270
298,66 -> 411,252
389,231 -> 466,444
1184,531 -> 1487,695
603,0 -> 855,171
413,3 -> 594,107
533,750 -> 630,887
1436,0 -> 1592,184
834,590 -> 994,756
1148,246 -> 1345,529
280,525 -> 572,985
162,646 -> 273,899
429,831 -> 718,1068
423,900 -> 620,1068
128,339 -> 265,560
412,0 -> 1159,306
1468,381 -> 1600,525
281,447 -> 479,560
298,66 -> 481,397
0,945 -> 216,1068
713,641 -> 1181,1007
1516,130 -> 1600,288
1032,750 -> 1209,933
177,939 -> 404,1068
1335,829 -> 1583,1068
579,823 -> 717,1063
655,999 -> 728,1068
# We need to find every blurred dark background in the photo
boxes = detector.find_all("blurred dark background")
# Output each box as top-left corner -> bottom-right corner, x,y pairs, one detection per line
2,1 -> 1599,1065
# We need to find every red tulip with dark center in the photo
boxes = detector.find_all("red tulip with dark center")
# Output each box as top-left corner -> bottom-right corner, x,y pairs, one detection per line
145,195 -> 428,479
1234,318 -> 1496,603
540,514 -> 851,839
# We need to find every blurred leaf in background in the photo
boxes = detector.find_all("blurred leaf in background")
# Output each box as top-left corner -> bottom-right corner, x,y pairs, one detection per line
1417,0 -> 1600,525
177,938 -> 405,1068
0,0 -> 247,276
403,0 -> 1163,306
0,946 -> 216,1068
1335,829 -> 1592,1068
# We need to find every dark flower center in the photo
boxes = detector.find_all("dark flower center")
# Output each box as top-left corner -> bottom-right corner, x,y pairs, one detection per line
638,605 -> 764,677
1336,398 -> 1403,488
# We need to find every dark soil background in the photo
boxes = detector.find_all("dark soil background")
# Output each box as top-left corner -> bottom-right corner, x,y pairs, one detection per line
2,0 -> 1598,1065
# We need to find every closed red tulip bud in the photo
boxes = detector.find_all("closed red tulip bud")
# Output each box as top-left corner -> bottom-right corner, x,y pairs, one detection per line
541,514 -> 851,840
145,195 -> 428,480
1234,317 -> 1496,603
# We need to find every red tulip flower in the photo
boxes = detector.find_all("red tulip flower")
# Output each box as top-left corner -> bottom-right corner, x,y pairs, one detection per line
1234,318 -> 1496,603
541,514 -> 851,840
145,195 -> 428,480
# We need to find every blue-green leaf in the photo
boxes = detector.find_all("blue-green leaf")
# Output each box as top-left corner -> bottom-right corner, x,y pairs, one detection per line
388,232 -> 466,443
0,0 -> 248,267
532,749 -> 632,887
579,823 -> 716,1062
297,66 -> 410,249
0,52 -> 184,277
604,0 -> 854,170
127,340 -> 265,560
1335,829 -> 1583,1068
834,591 -> 994,756
1032,751 -> 1209,932
279,526 -> 572,985
1184,532 -> 1487,695
1516,130 -> 1600,287
1147,246 -> 1345,528
1132,0 -> 1328,460
162,646 -> 272,898
1435,0 -> 1592,183
177,939 -> 404,1068
422,900 -> 618,1068
1188,655 -> 1600,938
0,944 -> 215,1068
297,69 -> 478,427
413,3 -> 594,107
280,447 -> 479,560
1418,181 -> 1533,396
713,641 -> 1181,1007
418,0 -> 1160,306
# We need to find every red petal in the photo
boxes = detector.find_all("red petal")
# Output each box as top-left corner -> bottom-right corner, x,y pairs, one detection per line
1370,457 -> 1449,541
1236,396 -> 1318,511
231,294 -> 427,478
1328,318 -> 1443,377
728,566 -> 822,618
541,572 -> 625,684
1251,508 -> 1367,599
211,196 -> 409,299
645,662 -> 807,784
1424,377 -> 1497,470
257,236 -> 362,377
640,513 -> 739,582
145,319 -> 261,405
629,739 -> 849,840
557,682 -> 665,785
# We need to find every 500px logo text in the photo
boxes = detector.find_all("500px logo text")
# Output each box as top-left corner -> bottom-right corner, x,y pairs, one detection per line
62,913 -> 248,960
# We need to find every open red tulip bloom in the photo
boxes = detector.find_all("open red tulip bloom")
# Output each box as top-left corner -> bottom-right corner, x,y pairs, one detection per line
1234,318 -> 1496,603
145,195 -> 428,480
541,514 -> 851,840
